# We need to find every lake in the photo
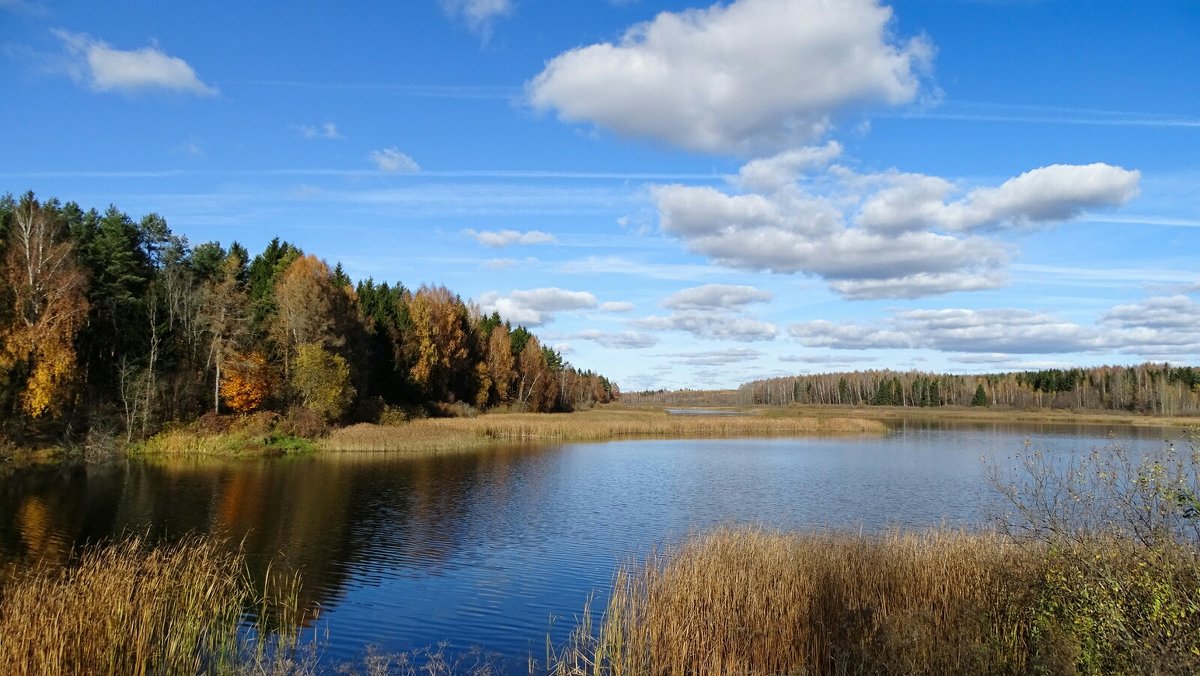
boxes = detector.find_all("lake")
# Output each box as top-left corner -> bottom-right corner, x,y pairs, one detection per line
0,420 -> 1188,671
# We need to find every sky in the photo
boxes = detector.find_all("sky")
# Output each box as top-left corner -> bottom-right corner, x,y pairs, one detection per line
2,0 -> 1199,392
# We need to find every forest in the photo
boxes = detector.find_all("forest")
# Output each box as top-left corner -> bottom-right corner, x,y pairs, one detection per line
737,364 -> 1200,415
0,192 -> 617,449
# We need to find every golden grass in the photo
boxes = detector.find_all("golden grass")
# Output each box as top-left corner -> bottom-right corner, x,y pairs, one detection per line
320,408 -> 886,453
756,403 -> 1198,429
550,527 -> 1200,675
550,528 -> 1040,676
0,535 -> 259,675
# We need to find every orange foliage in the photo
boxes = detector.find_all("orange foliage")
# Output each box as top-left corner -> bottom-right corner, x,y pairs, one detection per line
219,352 -> 272,414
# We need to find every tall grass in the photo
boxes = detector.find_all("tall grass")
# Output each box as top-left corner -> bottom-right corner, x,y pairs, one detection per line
322,409 -> 884,453
551,437 -> 1200,675
549,528 -> 1041,676
0,534 -> 305,676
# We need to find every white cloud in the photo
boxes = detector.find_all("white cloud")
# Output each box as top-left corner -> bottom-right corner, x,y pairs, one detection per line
1099,295 -> 1200,353
788,320 -> 913,351
295,122 -> 343,140
737,142 -> 843,192
789,297 -> 1200,358
662,283 -> 771,311
369,147 -> 420,173
779,354 -> 876,366
464,228 -> 557,247
600,301 -> 635,312
53,30 -> 217,96
483,258 -> 518,270
655,160 -> 1139,300
790,309 -> 1095,353
857,163 -> 1141,233
441,0 -> 513,37
636,310 -> 778,342
661,348 -> 763,366
478,287 -> 597,326
574,329 -> 658,349
528,0 -> 931,155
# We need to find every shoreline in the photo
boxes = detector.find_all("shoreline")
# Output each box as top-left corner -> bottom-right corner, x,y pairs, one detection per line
4,404 -> 1196,466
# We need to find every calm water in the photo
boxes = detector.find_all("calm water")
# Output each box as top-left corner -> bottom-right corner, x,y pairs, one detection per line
0,420 -> 1188,670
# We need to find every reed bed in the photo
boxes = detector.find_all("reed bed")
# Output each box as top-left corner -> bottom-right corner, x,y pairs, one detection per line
550,528 -> 1040,676
322,409 -> 884,453
0,535 -> 305,676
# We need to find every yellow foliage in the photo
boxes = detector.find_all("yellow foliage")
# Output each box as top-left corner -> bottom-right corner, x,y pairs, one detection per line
291,343 -> 354,421
0,198 -> 88,418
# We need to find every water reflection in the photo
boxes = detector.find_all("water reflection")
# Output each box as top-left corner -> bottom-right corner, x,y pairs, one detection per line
0,423 -> 1191,670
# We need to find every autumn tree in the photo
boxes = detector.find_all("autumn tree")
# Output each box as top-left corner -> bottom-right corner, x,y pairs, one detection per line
408,285 -> 469,402
270,255 -> 343,378
202,248 -> 250,413
515,335 -> 552,412
0,194 -> 89,418
220,351 -> 272,413
291,343 -> 354,421
485,324 -> 515,406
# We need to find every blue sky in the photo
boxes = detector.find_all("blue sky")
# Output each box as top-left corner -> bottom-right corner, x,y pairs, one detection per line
2,0 -> 1198,391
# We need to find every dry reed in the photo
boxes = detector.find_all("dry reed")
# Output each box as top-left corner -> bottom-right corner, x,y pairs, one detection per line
550,528 -> 1042,676
322,409 -> 884,453
0,535 -> 304,676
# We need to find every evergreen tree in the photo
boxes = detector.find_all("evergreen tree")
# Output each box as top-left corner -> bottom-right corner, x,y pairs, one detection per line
972,383 -> 988,407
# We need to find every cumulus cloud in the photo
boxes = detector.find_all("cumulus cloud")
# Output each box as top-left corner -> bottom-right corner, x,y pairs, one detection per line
655,160 -> 1138,300
528,0 -> 931,155
295,122 -> 343,140
600,301 -> 635,312
789,297 -> 1200,358
737,142 -> 843,192
1099,295 -> 1200,352
369,147 -> 420,173
477,287 -> 597,326
573,330 -> 658,349
464,228 -> 557,247
791,309 -> 1095,353
636,311 -> 777,342
54,30 -> 217,96
441,0 -> 513,37
856,163 -> 1141,233
662,284 -> 771,310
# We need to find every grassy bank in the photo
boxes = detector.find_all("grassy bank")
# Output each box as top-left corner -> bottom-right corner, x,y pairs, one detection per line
320,408 -> 885,453
129,411 -> 319,457
132,427 -> 316,456
549,527 -> 1200,675
754,403 -> 1198,429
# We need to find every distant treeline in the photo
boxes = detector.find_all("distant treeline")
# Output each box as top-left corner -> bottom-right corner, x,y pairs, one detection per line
0,192 -> 616,446
739,364 -> 1200,415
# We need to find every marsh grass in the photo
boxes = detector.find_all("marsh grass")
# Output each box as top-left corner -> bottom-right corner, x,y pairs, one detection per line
133,426 -> 315,457
322,409 -> 884,453
0,535 -> 243,674
552,438 -> 1200,675
548,528 -> 1041,676
0,534 -> 308,676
